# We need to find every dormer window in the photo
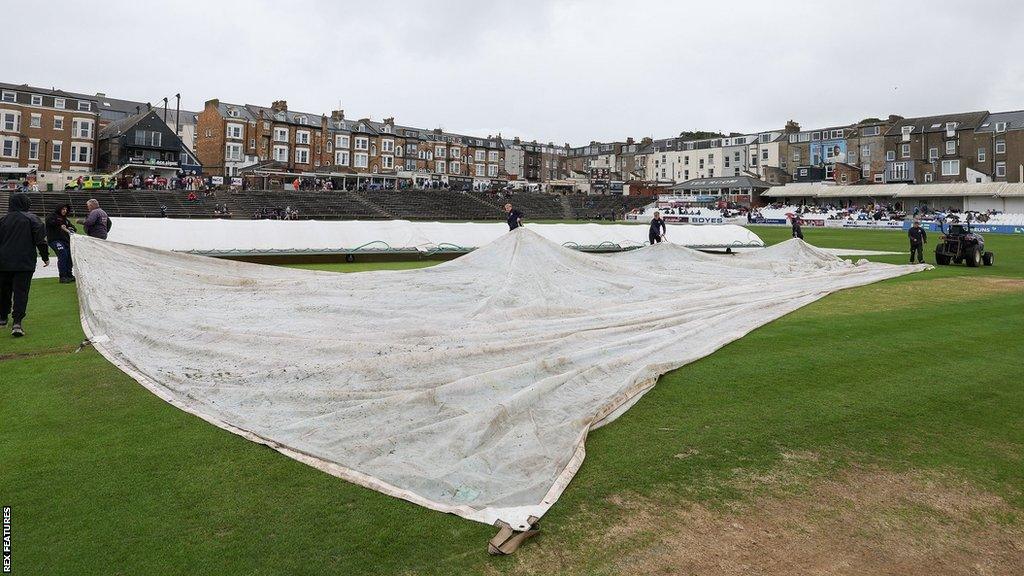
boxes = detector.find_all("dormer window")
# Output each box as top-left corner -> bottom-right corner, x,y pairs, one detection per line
228,108 -> 240,118
901,126 -> 914,135
945,122 -> 957,131
995,122 -> 1007,133
297,116 -> 307,125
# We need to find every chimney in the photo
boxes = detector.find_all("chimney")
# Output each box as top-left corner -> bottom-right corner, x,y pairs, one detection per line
513,136 -> 521,144
95,92 -> 106,97
887,114 -> 904,124
626,137 -> 635,145
271,100 -> 288,113
784,120 -> 800,133
331,109 -> 345,121
205,98 -> 220,110
641,137 -> 653,145
383,117 -> 394,125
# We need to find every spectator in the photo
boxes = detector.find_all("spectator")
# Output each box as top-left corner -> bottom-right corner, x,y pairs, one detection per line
45,203 -> 76,283
0,193 -> 50,337
82,199 -> 112,239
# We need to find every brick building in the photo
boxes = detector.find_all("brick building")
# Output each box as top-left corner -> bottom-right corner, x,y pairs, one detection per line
0,82 -> 100,174
976,110 -> 1024,183
883,111 -> 990,184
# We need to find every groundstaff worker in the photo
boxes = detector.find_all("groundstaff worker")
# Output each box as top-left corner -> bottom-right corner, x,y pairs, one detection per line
505,203 -> 523,231
908,219 -> 927,264
649,211 -> 666,244
791,215 -> 804,239
82,198 -> 112,239
0,193 -> 50,337
46,203 -> 76,283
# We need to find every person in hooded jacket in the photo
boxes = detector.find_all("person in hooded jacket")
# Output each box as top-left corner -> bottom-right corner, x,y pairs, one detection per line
0,193 -> 50,337
45,203 -> 77,283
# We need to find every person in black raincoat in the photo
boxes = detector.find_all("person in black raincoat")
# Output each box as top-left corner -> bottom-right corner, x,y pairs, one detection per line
0,193 -> 50,337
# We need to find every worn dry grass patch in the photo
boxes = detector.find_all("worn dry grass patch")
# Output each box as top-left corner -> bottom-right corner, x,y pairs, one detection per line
808,276 -> 1024,318
506,461 -> 1023,576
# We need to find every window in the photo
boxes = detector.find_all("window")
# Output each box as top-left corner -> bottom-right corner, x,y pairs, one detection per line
334,150 -> 350,166
945,122 -> 957,132
892,161 -> 909,180
297,116 -> 308,125
335,134 -> 350,148
263,121 -> 270,130
978,148 -> 986,162
901,143 -> 910,158
2,111 -> 20,131
811,132 -> 820,140
474,149 -> 485,162
901,126 -> 913,136
448,160 -> 459,173
70,143 -> 92,163
133,130 -> 162,147
886,150 -> 896,161
924,172 -> 933,182
54,116 -> 64,130
995,139 -> 1006,154
941,159 -> 960,176
475,163 -> 485,176
792,150 -> 800,162
225,143 -> 243,161
995,122 -> 1007,133
370,144 -> 376,156
1,137 -> 18,158
449,146 -> 459,157
274,128 -> 289,142
272,145 -> 288,162
27,139 -> 38,160
381,139 -> 394,153
860,144 -> 870,157
51,141 -> 62,162
77,101 -> 91,111
435,160 -> 446,173
396,145 -> 403,157
929,147 -> 938,161
945,140 -> 955,155
226,123 -> 243,139
1,91 -> 15,103
863,126 -> 880,136
873,173 -> 883,183
296,130 -> 310,145
295,147 -> 309,164
488,150 -> 499,162
354,137 -> 368,150
996,161 -> 1006,177
30,95 -> 42,106
761,149 -> 769,161
381,155 -> 393,169
354,152 -> 368,168
862,164 -> 870,177
488,164 -> 498,177
72,119 -> 93,139
249,138 -> 255,148
436,146 -> 446,158
227,108 -> 240,118
29,113 -> 40,128
54,98 -> 65,109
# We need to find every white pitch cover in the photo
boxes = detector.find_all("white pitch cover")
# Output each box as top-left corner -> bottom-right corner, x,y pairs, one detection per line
72,229 -> 928,530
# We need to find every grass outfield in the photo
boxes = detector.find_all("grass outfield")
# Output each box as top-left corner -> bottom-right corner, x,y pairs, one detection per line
2,226 -> 1023,574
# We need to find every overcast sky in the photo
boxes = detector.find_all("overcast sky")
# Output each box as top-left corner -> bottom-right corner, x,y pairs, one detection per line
7,0 -> 1023,145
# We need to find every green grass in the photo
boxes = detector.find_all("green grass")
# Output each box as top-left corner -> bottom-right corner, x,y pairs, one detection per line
2,227 -> 1023,575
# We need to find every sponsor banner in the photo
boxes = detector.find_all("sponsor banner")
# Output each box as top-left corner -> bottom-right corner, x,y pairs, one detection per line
908,221 -> 1024,235
751,217 -> 824,227
824,219 -> 905,229
211,176 -> 224,185
664,215 -> 725,225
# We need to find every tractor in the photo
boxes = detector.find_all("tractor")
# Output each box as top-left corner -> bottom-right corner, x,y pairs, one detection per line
934,222 -> 994,267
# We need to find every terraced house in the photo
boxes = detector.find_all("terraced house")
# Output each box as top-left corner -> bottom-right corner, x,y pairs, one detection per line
883,111 -> 989,184
0,82 -> 100,173
975,110 -> 1024,183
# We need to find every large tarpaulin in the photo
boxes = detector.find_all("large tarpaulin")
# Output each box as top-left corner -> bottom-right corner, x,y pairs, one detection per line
99,218 -> 763,254
72,230 -> 928,530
